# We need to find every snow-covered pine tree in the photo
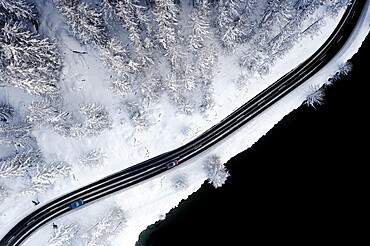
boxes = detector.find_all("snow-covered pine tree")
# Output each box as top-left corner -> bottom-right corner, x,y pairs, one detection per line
203,154 -> 230,188
0,0 -> 37,22
79,102 -> 112,136
326,0 -> 352,18
0,149 -> 42,178
53,102 -> 112,138
152,0 -> 185,70
22,160 -> 71,196
53,123 -> 86,139
53,0 -> 108,46
198,47 -> 218,85
98,37 -> 134,95
100,0 -> 117,25
260,0 -> 294,30
199,87 -> 215,113
97,36 -> 129,75
215,0 -> 247,51
0,123 -> 34,149
325,61 -> 353,87
139,71 -> 163,103
0,101 -> 14,122
188,1 -> 211,52
266,21 -> 301,62
26,98 -> 70,128
293,0 -> 324,21
0,21 -> 62,96
114,0 -> 154,67
239,50 -> 260,75
166,70 -> 196,115
234,71 -> 246,89
338,61 -> 353,76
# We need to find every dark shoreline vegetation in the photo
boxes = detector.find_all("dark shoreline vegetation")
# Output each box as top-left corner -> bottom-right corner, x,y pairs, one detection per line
137,32 -> 369,246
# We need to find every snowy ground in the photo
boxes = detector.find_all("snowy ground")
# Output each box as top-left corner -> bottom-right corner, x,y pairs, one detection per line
1,1 -> 370,246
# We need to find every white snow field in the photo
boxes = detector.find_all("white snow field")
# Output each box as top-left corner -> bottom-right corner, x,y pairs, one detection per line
0,1 -> 369,245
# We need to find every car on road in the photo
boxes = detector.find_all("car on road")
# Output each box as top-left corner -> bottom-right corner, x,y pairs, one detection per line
69,199 -> 84,209
166,160 -> 178,169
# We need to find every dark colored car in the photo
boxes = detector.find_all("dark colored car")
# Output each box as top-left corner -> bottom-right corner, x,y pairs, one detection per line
166,160 -> 178,169
69,199 -> 84,209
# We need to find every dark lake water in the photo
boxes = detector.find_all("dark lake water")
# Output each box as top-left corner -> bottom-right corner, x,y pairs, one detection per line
136,32 -> 369,246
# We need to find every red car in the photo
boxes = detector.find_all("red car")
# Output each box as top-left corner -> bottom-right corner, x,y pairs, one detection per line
166,160 -> 178,169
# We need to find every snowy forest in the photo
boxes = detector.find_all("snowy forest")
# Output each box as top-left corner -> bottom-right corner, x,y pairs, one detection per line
0,0 -> 352,244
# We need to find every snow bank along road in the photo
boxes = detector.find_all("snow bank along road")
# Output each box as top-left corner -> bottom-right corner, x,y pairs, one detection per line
0,1 -> 366,245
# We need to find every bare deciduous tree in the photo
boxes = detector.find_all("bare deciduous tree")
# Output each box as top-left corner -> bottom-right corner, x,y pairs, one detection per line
83,207 -> 127,246
47,223 -> 78,246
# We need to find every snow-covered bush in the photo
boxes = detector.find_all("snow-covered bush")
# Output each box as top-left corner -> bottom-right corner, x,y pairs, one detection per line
171,173 -> 189,191
0,0 -> 37,22
325,60 -> 353,87
304,84 -> 325,108
118,100 -> 153,130
78,149 -> 106,167
203,155 -> 230,188
338,61 -> 353,76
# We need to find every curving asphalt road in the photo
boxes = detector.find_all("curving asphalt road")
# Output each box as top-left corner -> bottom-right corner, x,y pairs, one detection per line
0,1 -> 366,245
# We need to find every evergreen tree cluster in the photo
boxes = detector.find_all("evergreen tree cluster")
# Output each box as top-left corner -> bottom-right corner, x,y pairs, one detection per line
51,0 -> 350,120
0,0 -> 62,96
